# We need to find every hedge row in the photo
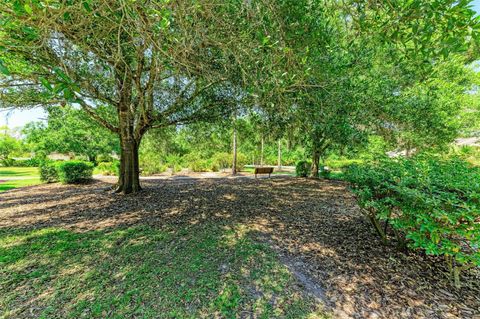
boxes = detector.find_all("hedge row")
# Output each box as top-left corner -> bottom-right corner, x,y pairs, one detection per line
345,156 -> 480,287
0,158 -> 42,167
295,160 -> 331,178
40,160 -> 94,184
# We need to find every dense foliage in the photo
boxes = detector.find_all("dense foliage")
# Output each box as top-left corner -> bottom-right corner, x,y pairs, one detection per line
1,0 -> 478,192
345,156 -> 480,287
39,161 -> 58,183
23,106 -> 119,162
40,160 -> 93,184
96,161 -> 120,176
56,161 -> 94,184
295,161 -> 311,177
0,127 -> 24,166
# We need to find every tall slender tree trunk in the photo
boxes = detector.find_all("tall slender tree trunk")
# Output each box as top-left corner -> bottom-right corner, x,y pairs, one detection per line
277,139 -> 282,169
311,150 -> 320,178
260,135 -> 264,166
232,121 -> 237,175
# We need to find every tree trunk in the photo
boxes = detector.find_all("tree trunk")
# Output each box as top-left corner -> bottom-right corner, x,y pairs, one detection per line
115,104 -> 142,194
232,124 -> 237,175
87,154 -> 96,164
311,150 -> 320,178
277,139 -> 281,169
116,136 -> 141,194
260,136 -> 264,166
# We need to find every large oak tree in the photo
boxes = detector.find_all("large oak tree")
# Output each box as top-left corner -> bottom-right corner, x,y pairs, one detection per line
0,0 -> 286,193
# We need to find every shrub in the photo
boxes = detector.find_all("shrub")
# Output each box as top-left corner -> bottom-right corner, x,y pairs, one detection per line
209,161 -> 219,172
212,152 -> 231,171
56,160 -> 94,184
96,154 -> 115,163
12,158 -> 41,167
235,153 -> 248,171
96,161 -> 119,176
190,159 -> 211,172
0,158 -> 15,167
325,158 -> 363,170
39,161 -> 58,183
140,162 -> 167,176
319,166 -> 331,178
345,156 -> 480,287
211,152 -> 248,172
295,160 -> 311,177
164,154 -> 182,175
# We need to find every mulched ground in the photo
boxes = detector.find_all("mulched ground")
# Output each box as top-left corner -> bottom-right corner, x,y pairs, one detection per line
1,177 -> 479,319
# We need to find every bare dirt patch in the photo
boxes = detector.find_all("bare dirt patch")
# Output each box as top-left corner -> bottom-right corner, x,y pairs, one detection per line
1,177 -> 479,318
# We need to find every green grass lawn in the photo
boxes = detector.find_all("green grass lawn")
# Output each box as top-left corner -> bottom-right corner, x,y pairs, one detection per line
0,167 -> 41,192
0,178 -> 42,192
0,167 -> 39,177
0,224 -> 326,318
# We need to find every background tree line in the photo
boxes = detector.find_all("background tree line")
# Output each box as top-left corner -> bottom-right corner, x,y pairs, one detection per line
1,0 -> 479,192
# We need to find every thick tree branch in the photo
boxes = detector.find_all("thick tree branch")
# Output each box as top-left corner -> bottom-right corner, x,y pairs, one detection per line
76,98 -> 119,133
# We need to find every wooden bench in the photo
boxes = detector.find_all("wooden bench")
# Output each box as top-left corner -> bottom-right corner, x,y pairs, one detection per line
254,167 -> 274,178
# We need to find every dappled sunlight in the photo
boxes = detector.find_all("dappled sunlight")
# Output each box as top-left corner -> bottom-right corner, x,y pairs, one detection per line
1,211 -> 324,318
222,193 -> 238,201
1,177 -> 479,318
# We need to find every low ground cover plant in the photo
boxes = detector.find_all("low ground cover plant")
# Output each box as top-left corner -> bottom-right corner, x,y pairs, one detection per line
345,156 -> 480,287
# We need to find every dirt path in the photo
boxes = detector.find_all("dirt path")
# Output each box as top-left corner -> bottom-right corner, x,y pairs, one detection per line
1,177 -> 479,318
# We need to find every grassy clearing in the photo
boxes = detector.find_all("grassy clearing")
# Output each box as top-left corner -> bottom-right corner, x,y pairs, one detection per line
0,167 -> 39,177
0,167 -> 41,192
0,178 -> 42,192
0,223 -> 327,319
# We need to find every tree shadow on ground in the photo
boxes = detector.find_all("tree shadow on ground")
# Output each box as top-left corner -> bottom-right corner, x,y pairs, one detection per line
1,177 -> 479,318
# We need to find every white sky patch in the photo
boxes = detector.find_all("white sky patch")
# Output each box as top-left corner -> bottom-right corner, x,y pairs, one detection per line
0,108 -> 47,128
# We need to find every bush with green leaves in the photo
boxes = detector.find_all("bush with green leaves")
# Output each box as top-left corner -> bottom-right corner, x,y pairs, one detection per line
212,152 -> 231,171
345,156 -> 480,287
164,154 -> 182,175
325,158 -> 363,170
235,153 -> 248,171
39,161 -> 59,183
11,158 -> 42,167
319,166 -> 331,178
0,158 -> 15,167
56,161 -> 94,184
96,161 -> 119,176
138,157 -> 167,175
209,152 -> 248,172
190,159 -> 211,172
295,161 -> 311,177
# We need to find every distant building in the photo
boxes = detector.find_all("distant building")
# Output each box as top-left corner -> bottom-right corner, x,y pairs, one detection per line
47,152 -> 72,161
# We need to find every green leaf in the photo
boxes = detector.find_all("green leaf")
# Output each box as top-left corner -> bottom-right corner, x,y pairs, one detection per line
54,68 -> 71,83
82,1 -> 92,12
0,59 -> 10,75
39,77 -> 53,92
24,3 -> 33,15
12,0 -> 23,15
